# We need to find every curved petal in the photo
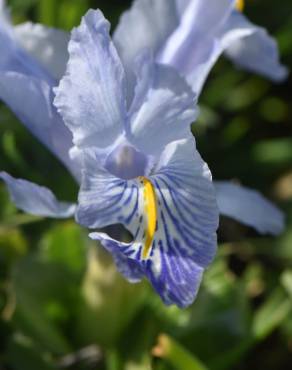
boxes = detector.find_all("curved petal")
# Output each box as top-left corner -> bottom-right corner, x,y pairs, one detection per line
54,9 -> 127,150
224,12 -> 288,82
157,0 -> 287,94
0,72 -> 79,180
113,0 -> 179,102
157,0 -> 235,94
14,22 -> 70,81
215,181 -> 285,235
0,1 -> 52,82
0,172 -> 76,218
129,53 -> 198,156
90,233 -> 144,283
77,139 -> 218,307
158,0 -> 235,65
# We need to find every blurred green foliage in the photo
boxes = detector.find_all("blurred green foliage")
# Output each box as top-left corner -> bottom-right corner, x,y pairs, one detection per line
0,0 -> 292,369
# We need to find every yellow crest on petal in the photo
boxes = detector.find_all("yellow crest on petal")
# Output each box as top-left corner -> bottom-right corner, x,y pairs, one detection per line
236,0 -> 244,12
139,177 -> 157,260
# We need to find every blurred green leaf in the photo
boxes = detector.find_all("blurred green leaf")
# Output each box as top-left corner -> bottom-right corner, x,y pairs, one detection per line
225,78 -> 270,111
6,333 -> 58,370
12,257 -> 75,354
253,288 -> 291,340
153,334 -> 208,370
37,0 -> 58,27
59,0 -> 89,30
125,355 -> 152,370
39,221 -> 87,275
259,97 -> 289,123
281,270 -> 292,298
0,228 -> 27,264
252,138 -> 292,167
2,131 -> 29,171
181,257 -> 251,358
106,349 -> 123,370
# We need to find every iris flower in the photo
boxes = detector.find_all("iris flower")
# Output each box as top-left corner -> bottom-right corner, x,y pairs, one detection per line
0,2 -> 285,306
0,0 -> 284,233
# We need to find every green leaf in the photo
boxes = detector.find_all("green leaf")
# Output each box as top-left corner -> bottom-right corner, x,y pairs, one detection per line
252,288 -> 292,340
6,333 -> 58,370
0,229 -> 27,263
37,0 -> 58,27
179,257 -> 251,361
125,355 -> 152,370
39,221 -> 87,276
12,257 -> 74,354
281,270 -> 292,298
252,138 -> 292,167
58,0 -> 90,29
153,334 -> 208,370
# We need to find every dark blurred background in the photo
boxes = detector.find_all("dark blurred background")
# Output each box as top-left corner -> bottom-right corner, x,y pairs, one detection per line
0,1 -> 292,369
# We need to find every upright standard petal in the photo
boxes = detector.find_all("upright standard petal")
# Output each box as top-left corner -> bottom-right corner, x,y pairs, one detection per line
157,0 -> 236,94
113,0 -> 179,102
167,1 -> 288,87
14,22 -> 70,81
215,181 -> 284,235
224,12 -> 288,82
54,9 -> 127,149
77,139 -> 219,307
129,53 -> 198,155
0,172 -> 76,218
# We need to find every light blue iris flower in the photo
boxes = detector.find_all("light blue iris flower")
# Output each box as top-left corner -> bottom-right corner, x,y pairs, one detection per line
114,0 -> 288,98
53,9 -> 220,307
0,0 -> 284,233
0,3 -> 285,305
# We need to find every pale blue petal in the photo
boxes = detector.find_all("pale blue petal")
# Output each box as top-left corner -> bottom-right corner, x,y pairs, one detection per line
145,139 -> 218,306
0,10 -> 52,82
224,12 -> 288,82
157,0 -> 235,94
0,3 -> 79,180
0,72 -> 79,180
76,150 -> 126,229
113,0 -> 179,102
77,139 -> 218,307
129,53 -> 198,156
215,181 -> 285,235
54,9 -> 127,150
14,22 -> 70,81
1,0 -> 69,81
158,0 -> 234,65
158,0 -> 286,94
0,172 -> 76,218
175,0 -> 190,16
